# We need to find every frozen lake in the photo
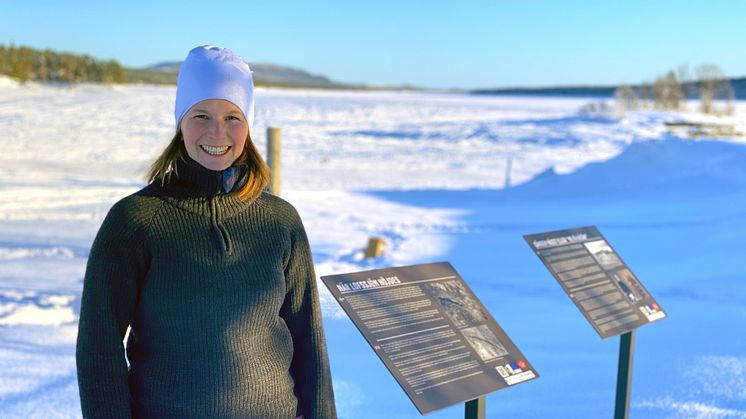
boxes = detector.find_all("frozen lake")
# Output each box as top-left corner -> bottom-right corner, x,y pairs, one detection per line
1,77 -> 745,418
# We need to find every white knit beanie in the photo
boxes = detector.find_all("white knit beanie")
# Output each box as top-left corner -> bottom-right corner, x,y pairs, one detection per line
174,45 -> 254,131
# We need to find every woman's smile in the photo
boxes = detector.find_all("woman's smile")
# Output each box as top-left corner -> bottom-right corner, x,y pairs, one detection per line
200,144 -> 231,156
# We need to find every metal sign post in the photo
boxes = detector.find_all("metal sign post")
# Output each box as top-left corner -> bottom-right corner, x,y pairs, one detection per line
464,396 -> 486,419
614,330 -> 636,419
524,226 -> 666,419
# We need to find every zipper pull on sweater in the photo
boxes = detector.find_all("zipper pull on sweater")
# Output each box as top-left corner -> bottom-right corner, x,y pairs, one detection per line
210,197 -> 232,254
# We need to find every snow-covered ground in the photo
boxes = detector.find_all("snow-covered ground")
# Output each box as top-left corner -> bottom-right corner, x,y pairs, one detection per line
1,76 -> 745,418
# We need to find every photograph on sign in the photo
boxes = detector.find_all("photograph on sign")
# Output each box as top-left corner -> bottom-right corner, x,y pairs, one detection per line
321,262 -> 538,415
524,226 -> 666,339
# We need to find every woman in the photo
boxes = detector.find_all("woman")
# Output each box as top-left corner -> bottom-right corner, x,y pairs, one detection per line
76,45 -> 337,419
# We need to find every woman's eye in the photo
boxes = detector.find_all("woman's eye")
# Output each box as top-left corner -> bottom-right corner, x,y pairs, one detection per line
193,114 -> 208,119
227,115 -> 241,121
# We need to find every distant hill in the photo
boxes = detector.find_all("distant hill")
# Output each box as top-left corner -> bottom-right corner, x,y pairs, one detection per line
139,60 -> 360,89
123,67 -> 177,84
0,42 -> 401,89
471,77 -> 746,100
146,62 -> 181,73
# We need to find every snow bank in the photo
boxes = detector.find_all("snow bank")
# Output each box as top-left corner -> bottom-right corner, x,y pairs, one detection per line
0,75 -> 20,88
505,139 -> 746,199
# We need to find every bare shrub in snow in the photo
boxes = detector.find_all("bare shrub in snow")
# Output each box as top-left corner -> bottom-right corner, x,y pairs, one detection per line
614,84 -> 639,115
652,70 -> 683,110
697,64 -> 734,116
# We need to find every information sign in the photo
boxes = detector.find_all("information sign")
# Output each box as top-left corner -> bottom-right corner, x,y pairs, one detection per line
524,226 -> 666,339
321,262 -> 538,415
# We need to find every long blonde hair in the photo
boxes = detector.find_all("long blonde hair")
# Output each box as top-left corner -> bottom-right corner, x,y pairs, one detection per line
146,130 -> 270,201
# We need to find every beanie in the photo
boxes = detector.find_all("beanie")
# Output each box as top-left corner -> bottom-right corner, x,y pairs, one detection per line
174,45 -> 254,131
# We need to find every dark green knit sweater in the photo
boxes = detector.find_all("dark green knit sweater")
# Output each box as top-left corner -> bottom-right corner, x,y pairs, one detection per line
76,157 -> 337,418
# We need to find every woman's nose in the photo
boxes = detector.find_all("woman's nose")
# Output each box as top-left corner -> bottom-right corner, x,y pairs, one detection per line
207,119 -> 227,137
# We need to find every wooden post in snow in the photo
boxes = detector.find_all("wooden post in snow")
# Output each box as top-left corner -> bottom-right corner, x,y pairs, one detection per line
364,237 -> 386,258
267,126 -> 281,196
504,156 -> 512,189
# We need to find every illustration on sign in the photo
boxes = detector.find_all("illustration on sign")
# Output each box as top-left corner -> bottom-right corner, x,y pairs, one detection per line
321,262 -> 539,415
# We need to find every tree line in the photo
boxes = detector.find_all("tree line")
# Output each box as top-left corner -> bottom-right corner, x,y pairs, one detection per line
1,44 -> 738,116
0,44 -> 125,83
615,64 -> 735,116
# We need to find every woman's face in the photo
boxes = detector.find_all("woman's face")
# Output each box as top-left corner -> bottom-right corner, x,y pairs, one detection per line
180,99 -> 249,171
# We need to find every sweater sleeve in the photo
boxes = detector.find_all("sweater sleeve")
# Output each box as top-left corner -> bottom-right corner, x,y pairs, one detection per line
280,213 -> 338,419
76,199 -> 151,418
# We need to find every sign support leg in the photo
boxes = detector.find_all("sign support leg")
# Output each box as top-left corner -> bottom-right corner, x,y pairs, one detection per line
464,395 -> 485,419
614,330 -> 636,419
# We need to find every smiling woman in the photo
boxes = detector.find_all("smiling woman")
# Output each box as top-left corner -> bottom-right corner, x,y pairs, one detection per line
144,45 -> 269,202
75,45 -> 337,419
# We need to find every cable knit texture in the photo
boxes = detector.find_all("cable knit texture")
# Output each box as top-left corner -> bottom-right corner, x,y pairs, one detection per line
76,156 -> 337,419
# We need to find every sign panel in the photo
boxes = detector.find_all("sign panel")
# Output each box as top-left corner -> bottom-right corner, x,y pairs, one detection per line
321,261 -> 538,415
524,226 -> 666,339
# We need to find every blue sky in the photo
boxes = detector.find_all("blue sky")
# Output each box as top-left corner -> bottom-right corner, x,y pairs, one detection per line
2,0 -> 745,89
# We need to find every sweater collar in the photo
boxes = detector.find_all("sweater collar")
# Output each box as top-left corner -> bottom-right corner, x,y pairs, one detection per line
160,155 -> 249,198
